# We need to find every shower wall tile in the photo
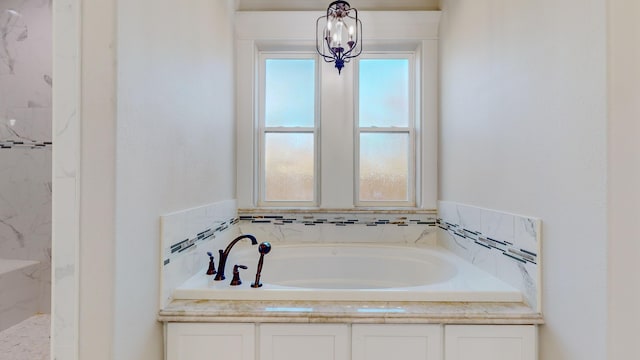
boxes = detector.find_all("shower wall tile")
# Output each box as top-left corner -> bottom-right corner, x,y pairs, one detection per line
437,201 -> 541,311
0,0 -> 52,142
0,0 -> 53,326
0,149 -> 51,315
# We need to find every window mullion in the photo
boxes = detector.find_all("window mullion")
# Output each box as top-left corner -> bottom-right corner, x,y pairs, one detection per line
358,127 -> 411,133
263,127 -> 316,133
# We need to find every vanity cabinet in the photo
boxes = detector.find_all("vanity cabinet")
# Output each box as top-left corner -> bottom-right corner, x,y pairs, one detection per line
166,323 -> 254,360
260,324 -> 349,360
352,324 -> 442,360
444,325 -> 537,360
165,323 -> 537,360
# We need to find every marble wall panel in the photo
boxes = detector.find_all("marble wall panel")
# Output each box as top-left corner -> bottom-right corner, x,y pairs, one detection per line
0,0 -> 52,330
1,0 -> 52,140
0,149 -> 51,314
437,201 -> 541,311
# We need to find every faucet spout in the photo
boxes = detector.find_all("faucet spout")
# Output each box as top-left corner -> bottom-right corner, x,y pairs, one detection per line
214,234 -> 257,281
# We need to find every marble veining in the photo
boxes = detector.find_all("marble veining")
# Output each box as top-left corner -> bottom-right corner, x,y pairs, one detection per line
437,201 -> 541,311
1,2 -> 52,143
0,7 -> 26,75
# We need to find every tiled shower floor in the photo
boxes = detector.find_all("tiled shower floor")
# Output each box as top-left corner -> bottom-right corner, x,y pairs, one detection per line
0,314 -> 50,360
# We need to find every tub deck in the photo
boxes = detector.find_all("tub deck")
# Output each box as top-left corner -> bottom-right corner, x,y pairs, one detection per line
158,299 -> 543,325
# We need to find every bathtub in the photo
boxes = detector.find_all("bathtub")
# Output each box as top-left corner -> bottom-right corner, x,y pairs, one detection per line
173,244 -> 523,303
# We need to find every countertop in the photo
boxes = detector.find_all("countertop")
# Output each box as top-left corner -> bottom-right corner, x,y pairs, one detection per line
158,299 -> 543,325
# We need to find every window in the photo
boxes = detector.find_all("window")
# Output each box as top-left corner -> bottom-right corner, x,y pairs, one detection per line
356,56 -> 415,206
255,52 -> 417,208
258,55 -> 318,206
236,12 -> 439,210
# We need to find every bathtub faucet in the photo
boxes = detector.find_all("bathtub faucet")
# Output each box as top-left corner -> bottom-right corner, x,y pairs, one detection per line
214,234 -> 258,281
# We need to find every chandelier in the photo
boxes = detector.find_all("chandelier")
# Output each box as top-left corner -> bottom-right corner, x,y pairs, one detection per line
316,1 -> 363,74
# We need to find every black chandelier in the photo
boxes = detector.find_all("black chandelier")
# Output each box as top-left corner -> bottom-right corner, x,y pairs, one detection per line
316,1 -> 363,74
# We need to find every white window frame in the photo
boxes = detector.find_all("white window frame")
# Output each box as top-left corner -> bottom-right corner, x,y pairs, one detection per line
354,53 -> 417,207
257,52 -> 320,207
235,11 -> 440,211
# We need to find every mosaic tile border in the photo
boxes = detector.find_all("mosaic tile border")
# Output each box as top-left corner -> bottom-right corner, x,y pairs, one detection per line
164,217 -> 239,266
0,140 -> 52,149
160,200 -> 239,307
436,219 -> 538,265
238,212 -> 437,227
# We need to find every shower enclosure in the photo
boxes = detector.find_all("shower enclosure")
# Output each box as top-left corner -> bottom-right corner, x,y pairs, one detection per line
0,0 -> 52,331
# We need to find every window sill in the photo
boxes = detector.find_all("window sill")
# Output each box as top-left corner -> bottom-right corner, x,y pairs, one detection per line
238,208 -> 437,215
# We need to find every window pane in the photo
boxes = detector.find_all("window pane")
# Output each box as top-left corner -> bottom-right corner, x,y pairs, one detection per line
359,133 -> 409,202
265,133 -> 314,201
359,59 -> 409,127
265,59 -> 315,127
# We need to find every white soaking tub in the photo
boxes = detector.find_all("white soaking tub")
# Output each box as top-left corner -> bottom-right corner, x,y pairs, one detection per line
173,243 -> 523,302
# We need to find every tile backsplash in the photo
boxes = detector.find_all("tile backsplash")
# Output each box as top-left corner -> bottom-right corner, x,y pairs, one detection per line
237,210 -> 438,245
160,203 -> 541,311
159,199 -> 239,308
437,201 -> 542,311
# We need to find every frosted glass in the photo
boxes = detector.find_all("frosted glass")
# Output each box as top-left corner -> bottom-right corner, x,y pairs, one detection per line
265,59 -> 315,127
359,59 -> 409,127
359,133 -> 408,201
265,133 -> 314,201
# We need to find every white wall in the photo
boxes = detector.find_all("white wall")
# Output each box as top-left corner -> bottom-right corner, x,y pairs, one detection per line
607,0 -> 640,358
113,0 -> 236,359
53,0 -> 237,359
439,1 -> 608,359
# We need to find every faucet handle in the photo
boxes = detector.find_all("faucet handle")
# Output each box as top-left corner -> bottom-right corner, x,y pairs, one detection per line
230,264 -> 248,286
205,252 -> 216,275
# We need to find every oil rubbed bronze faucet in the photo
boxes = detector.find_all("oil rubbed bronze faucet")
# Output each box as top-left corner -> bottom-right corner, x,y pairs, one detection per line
214,234 -> 257,281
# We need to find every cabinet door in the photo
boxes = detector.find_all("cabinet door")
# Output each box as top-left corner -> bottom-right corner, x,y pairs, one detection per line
353,324 -> 443,360
259,324 -> 349,360
444,325 -> 537,360
166,323 -> 255,360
